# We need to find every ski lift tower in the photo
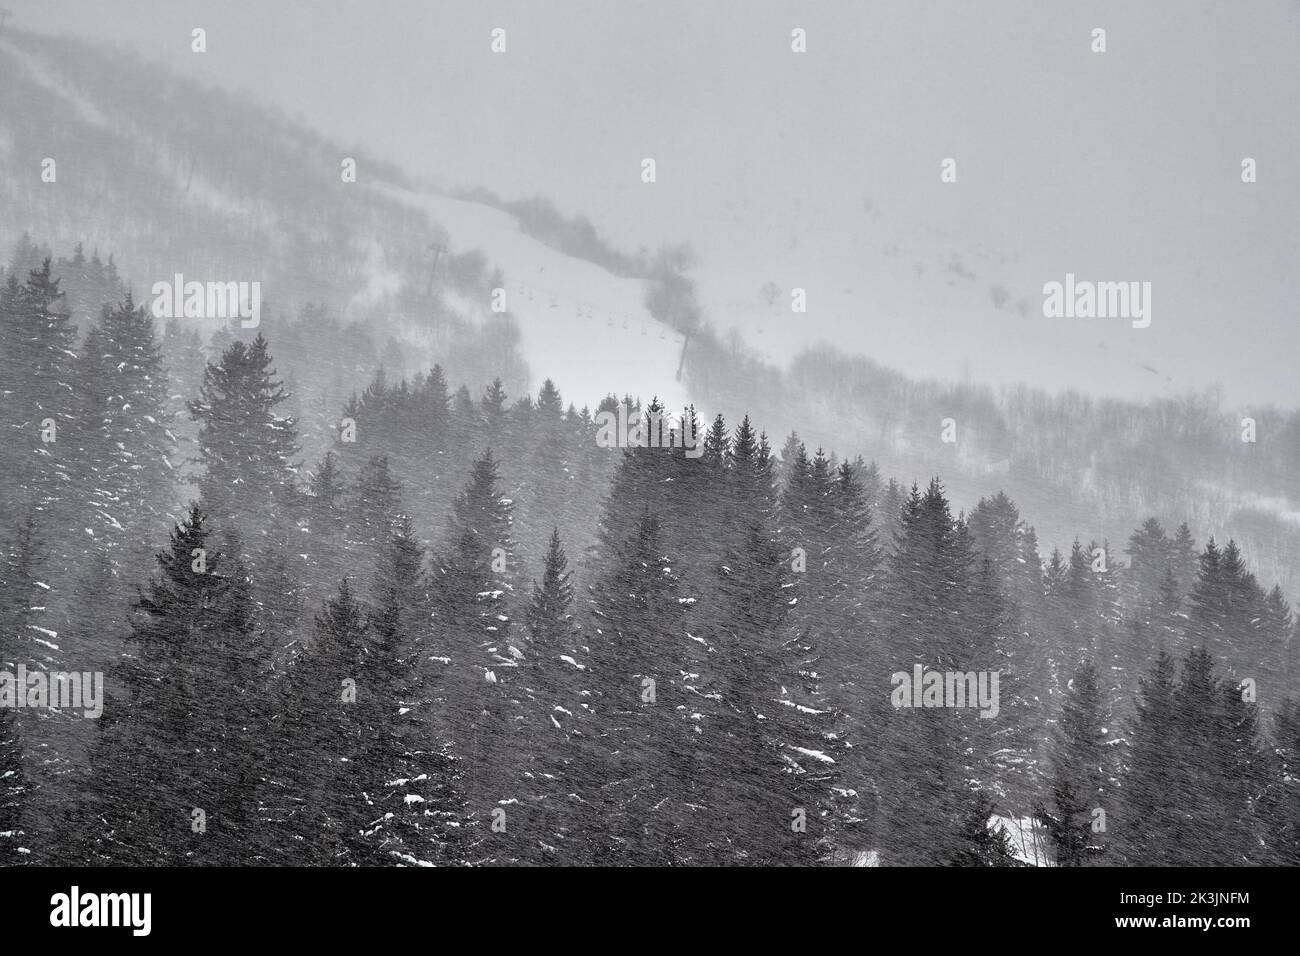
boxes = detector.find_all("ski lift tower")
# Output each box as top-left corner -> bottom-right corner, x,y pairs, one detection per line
425,241 -> 446,297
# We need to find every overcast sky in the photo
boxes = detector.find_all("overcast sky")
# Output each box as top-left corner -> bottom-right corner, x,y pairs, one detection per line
13,0 -> 1300,406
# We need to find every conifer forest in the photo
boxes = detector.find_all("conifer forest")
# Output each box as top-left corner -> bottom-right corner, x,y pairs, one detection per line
1,3 -> 1297,880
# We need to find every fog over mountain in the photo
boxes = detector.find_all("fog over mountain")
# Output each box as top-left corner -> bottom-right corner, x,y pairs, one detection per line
1,0 -> 1298,887
12,0 -> 1300,403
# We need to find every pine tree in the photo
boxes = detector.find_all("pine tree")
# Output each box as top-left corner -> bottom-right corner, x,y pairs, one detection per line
776,431 -> 804,490
1044,546 -> 1067,595
0,514 -> 38,654
365,518 -> 463,865
4,258 -> 79,421
877,700 -> 975,865
811,457 -> 883,838
0,702 -> 28,865
884,480 -> 975,670
0,517 -> 35,864
346,455 -> 403,590
78,503 -> 268,865
951,792 -> 1022,866
1034,660 -> 1108,865
1259,584 -> 1292,710
583,511 -> 690,864
1260,698 -> 1300,864
1169,522 -> 1198,599
1122,517 -> 1169,624
0,259 -> 83,522
481,378 -> 509,439
308,451 -> 345,524
1116,643 -> 1261,865
424,365 -> 451,429
875,478 -> 906,558
1173,646 -> 1261,864
274,579 -> 384,864
965,553 -> 1040,805
526,529 -> 577,653
430,449 -> 519,854
728,415 -> 777,518
434,449 -> 517,649
1185,539 -> 1267,703
1116,648 -> 1179,865
189,333 -> 301,541
696,517 -> 835,865
778,439 -> 813,537
967,491 -> 1043,613
519,528 -> 584,861
513,379 -> 574,578
81,294 -> 175,572
587,398 -> 676,580
702,413 -> 728,469
876,479 -> 988,864
1058,538 -> 1102,668
189,334 -> 303,650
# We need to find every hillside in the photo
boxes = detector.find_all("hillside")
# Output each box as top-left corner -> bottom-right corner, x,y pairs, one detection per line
1,13 -> 1298,876
1,24 -> 1297,602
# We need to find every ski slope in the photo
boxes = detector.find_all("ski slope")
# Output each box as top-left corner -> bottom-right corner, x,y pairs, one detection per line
375,184 -> 691,415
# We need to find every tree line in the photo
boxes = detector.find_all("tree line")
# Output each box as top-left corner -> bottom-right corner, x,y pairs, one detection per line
2,256 -> 1298,866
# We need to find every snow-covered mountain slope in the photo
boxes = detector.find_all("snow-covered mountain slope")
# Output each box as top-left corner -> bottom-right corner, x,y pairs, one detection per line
0,28 -> 686,414
692,196 -> 1189,405
378,184 -> 690,413
3,26 -> 1299,603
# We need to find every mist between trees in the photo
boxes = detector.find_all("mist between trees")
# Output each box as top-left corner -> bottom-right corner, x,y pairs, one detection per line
2,248 -> 1298,867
